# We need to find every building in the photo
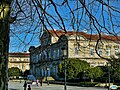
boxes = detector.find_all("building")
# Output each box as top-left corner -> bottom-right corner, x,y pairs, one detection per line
29,30 -> 120,79
8,52 -> 30,71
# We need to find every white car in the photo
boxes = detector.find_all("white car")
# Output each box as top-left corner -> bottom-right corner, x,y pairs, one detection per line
110,85 -> 118,90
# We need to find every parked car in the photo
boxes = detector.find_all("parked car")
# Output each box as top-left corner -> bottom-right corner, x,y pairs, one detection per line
110,85 -> 118,90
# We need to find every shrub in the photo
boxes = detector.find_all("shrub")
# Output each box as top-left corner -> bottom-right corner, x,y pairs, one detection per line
79,82 -> 98,87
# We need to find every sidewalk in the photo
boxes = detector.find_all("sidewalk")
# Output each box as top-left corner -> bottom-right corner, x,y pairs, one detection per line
8,80 -> 49,90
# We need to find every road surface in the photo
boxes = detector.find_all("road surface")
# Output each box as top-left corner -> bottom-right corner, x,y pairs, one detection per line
8,80 -> 108,90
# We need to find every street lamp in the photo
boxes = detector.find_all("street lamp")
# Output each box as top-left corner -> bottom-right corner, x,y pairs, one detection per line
83,71 -> 86,85
107,62 -> 111,90
61,47 -> 67,90
46,66 -> 49,85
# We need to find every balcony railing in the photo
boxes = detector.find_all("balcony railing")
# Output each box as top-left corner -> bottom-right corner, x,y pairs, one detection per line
9,60 -> 29,63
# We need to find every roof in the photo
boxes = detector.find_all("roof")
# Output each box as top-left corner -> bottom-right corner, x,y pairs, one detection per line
48,30 -> 120,41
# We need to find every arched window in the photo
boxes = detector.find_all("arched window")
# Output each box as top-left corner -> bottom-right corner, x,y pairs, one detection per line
98,48 -> 102,56
90,48 -> 94,55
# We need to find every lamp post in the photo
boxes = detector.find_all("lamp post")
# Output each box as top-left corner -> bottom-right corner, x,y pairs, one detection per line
61,47 -> 67,90
46,66 -> 49,85
107,62 -> 111,90
47,67 -> 49,85
83,71 -> 86,85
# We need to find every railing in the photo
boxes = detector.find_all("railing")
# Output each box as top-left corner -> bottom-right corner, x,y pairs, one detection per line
9,61 -> 29,63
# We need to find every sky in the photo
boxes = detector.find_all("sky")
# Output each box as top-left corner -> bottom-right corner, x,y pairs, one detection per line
9,0 -> 120,53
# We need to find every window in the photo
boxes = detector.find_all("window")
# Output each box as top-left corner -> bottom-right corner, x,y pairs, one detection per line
74,43 -> 80,55
90,62 -> 96,67
98,62 -> 104,66
75,47 -> 79,55
17,65 -> 19,68
44,51 -> 47,59
26,64 -> 29,69
39,53 -> 42,60
48,50 -> 51,60
22,64 -> 24,69
106,48 -> 111,56
115,48 -> 119,55
41,52 -> 44,60
26,59 -> 29,61
12,64 -> 14,67
90,48 -> 94,55
53,50 -> 56,58
32,54 -> 36,60
98,48 -> 102,56
36,54 -> 39,60
57,49 -> 59,58
75,47 -> 78,54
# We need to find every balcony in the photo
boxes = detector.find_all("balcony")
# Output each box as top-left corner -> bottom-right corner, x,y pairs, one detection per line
9,60 -> 29,63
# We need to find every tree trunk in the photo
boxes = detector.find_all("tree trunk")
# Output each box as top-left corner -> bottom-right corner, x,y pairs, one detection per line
0,1 -> 11,90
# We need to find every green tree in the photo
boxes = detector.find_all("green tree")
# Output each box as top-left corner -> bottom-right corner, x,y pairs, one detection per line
8,67 -> 20,78
110,54 -> 120,81
1,0 -> 120,89
98,66 -> 108,82
58,58 -> 90,80
86,67 -> 103,82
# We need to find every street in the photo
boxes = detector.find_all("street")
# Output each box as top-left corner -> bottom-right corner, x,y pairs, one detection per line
8,80 -> 108,90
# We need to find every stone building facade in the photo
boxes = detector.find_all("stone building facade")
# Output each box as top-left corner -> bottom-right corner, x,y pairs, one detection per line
29,30 -> 120,79
8,52 -> 30,72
